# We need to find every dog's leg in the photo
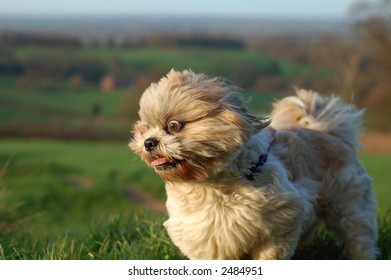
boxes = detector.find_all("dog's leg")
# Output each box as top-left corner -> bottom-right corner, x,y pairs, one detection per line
325,211 -> 378,259
251,231 -> 301,260
251,238 -> 298,260
324,165 -> 378,259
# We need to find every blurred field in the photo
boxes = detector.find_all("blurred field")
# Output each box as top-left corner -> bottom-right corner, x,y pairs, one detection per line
0,140 -> 159,234
11,46 -> 325,79
3,47 -> 303,140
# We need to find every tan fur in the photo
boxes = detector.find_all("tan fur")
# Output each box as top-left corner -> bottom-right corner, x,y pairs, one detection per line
130,70 -> 378,260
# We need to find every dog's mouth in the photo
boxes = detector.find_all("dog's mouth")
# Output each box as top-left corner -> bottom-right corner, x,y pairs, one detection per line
150,157 -> 178,171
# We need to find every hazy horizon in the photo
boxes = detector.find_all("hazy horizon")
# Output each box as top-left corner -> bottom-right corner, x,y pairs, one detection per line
0,0 -> 357,18
0,14 -> 351,39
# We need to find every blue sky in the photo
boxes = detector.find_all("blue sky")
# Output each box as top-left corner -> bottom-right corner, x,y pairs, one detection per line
0,0 -> 360,18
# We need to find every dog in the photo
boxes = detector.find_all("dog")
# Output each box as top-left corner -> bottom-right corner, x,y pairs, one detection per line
130,69 -> 378,260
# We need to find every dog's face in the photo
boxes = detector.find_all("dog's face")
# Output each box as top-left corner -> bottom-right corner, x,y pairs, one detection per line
130,70 -> 269,182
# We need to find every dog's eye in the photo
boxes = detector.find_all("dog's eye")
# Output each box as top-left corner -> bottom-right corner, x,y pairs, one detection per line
167,120 -> 183,133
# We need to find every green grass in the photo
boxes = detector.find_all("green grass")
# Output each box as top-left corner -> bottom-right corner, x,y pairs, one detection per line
244,91 -> 278,115
0,87 -> 126,119
360,154 -> 391,213
0,212 -> 184,260
0,139 -> 390,259
0,83 -> 133,140
0,139 -> 163,236
1,210 -> 388,260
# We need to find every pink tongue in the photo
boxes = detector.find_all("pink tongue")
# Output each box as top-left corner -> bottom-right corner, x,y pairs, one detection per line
150,158 -> 171,167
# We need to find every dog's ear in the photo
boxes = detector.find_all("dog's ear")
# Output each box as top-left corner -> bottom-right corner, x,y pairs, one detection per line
250,115 -> 271,132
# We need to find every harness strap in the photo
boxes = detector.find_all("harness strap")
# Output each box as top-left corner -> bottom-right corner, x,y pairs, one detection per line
245,128 -> 276,181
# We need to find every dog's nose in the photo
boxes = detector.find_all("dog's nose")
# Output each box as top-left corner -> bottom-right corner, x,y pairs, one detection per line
144,137 -> 159,151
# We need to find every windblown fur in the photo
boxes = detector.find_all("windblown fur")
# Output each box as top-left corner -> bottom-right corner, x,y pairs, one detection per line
271,88 -> 364,150
130,70 -> 378,260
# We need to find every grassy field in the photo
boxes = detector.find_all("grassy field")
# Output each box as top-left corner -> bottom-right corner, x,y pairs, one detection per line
0,139 -> 390,259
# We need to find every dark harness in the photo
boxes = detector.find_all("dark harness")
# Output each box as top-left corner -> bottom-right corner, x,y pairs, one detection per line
245,128 -> 276,181
245,154 -> 269,181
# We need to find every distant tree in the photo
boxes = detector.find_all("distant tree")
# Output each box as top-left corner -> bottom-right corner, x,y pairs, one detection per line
0,53 -> 24,75
309,36 -> 366,103
350,0 -> 391,130
136,34 -> 245,49
350,0 -> 391,70
0,32 -> 81,48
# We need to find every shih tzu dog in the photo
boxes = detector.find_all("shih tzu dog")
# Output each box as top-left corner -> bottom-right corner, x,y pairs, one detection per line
129,69 -> 378,260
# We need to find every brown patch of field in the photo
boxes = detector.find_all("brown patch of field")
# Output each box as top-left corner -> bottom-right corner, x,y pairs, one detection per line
124,186 -> 166,212
360,133 -> 391,154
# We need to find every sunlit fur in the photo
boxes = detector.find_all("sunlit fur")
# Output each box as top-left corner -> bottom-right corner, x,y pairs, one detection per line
130,70 -> 378,260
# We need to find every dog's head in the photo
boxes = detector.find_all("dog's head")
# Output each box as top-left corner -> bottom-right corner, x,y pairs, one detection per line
129,69 -> 270,182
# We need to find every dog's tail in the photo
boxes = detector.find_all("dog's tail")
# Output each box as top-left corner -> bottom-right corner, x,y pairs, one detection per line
270,89 -> 364,150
